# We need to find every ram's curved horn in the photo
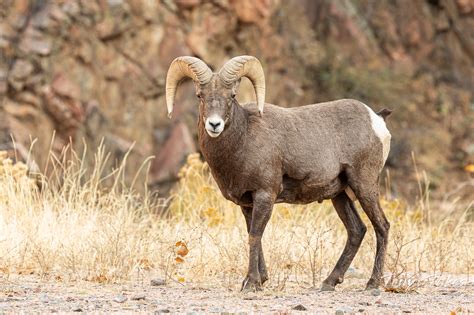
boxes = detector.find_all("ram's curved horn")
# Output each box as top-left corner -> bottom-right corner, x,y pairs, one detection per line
165,56 -> 213,118
218,56 -> 265,115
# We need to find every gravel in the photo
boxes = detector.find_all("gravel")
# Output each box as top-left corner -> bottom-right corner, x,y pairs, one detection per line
0,274 -> 472,313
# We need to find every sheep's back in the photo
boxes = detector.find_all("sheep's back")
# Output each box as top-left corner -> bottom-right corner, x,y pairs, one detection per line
243,100 -> 383,180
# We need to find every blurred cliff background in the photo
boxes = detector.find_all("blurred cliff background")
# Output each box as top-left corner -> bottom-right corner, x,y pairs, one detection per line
0,0 -> 472,201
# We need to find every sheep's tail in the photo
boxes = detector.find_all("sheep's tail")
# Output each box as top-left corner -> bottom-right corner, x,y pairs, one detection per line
376,108 -> 392,121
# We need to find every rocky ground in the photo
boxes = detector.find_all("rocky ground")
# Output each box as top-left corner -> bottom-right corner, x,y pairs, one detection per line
1,274 -> 472,313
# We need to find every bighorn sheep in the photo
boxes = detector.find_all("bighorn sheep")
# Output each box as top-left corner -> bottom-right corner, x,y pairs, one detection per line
165,56 -> 392,292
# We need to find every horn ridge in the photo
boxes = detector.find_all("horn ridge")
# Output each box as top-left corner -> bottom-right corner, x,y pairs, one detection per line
165,56 -> 212,118
218,56 -> 266,115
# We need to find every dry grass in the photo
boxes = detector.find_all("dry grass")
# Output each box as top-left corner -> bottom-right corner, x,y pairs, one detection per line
0,148 -> 472,292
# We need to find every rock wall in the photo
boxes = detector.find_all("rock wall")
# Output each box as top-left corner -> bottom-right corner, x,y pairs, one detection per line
0,0 -> 472,199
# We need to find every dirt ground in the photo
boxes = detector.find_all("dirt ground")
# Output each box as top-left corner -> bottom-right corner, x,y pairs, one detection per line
1,274 -> 472,313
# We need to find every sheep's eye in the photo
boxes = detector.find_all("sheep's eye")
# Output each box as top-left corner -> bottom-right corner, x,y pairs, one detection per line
196,93 -> 202,99
231,93 -> 236,99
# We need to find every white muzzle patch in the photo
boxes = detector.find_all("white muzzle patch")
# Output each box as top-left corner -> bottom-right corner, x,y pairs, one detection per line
205,114 -> 225,138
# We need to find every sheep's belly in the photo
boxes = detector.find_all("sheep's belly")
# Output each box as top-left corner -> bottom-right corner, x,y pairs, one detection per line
276,175 -> 347,204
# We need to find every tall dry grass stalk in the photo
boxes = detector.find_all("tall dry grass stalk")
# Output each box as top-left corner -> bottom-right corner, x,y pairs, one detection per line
0,148 -> 472,291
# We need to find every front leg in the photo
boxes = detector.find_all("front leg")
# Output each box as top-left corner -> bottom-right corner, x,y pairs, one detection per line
241,191 -> 274,292
241,206 -> 269,284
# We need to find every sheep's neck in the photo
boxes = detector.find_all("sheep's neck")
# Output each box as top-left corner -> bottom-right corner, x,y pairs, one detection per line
198,102 -> 247,169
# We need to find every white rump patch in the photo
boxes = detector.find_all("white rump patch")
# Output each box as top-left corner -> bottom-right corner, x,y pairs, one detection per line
364,105 -> 391,166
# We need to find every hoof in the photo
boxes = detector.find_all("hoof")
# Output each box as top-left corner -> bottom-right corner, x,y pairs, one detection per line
365,278 -> 381,290
321,276 -> 342,291
241,276 -> 262,293
260,273 -> 269,285
320,282 -> 335,292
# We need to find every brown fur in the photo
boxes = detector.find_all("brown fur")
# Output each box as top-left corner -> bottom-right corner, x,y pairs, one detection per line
189,74 -> 391,292
199,100 -> 382,206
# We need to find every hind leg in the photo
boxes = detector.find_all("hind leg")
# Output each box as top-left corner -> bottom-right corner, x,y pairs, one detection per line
347,172 -> 390,289
321,191 -> 367,291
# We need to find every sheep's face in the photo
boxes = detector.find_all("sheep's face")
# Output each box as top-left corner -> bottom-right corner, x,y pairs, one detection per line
197,77 -> 239,138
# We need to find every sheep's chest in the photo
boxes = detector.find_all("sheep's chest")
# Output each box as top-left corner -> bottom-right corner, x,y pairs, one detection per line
206,164 -> 254,206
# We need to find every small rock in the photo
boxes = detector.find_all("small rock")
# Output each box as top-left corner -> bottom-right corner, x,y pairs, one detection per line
402,310 -> 412,313
131,294 -> 146,301
19,37 -> 52,56
370,288 -> 381,296
72,305 -> 83,312
242,292 -> 258,300
62,1 -> 80,16
376,301 -> 398,308
40,294 -> 50,303
114,295 -> 127,303
52,73 -> 80,99
96,17 -> 118,40
30,8 -> 55,31
292,304 -> 307,311
11,59 -> 34,80
49,6 -> 69,22
150,279 -> 166,286
335,306 -> 353,314
358,309 -> 365,313
359,301 -> 372,306
156,309 -> 170,313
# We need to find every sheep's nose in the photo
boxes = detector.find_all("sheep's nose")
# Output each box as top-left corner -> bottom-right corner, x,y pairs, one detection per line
209,121 -> 221,130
